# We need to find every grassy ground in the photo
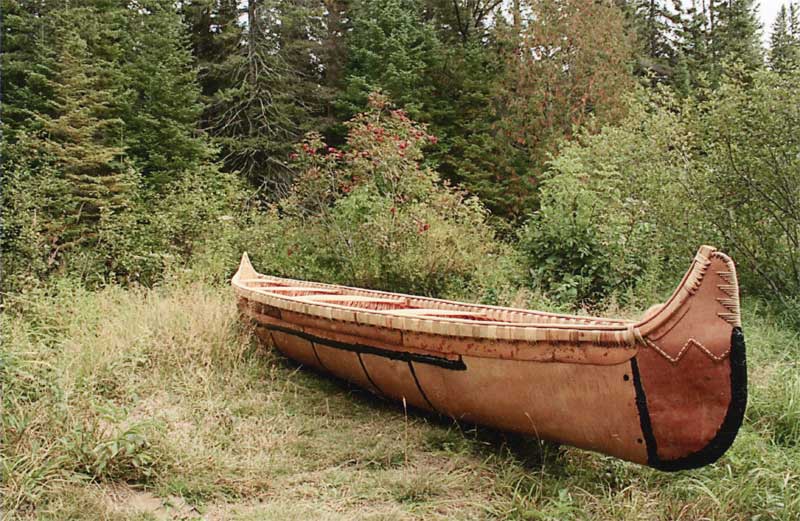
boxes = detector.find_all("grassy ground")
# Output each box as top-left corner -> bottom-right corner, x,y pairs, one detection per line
2,281 -> 799,520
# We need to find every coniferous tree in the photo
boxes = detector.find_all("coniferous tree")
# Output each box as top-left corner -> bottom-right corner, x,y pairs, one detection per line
183,0 -> 245,97
275,0 -> 341,129
35,31 -> 135,247
0,0 -> 56,138
341,0 -> 510,218
494,0 -> 634,219
186,0 -> 311,191
711,0 -> 764,75
120,0 -> 212,188
673,2 -> 714,91
769,3 -> 800,72
338,0 -> 442,120
620,0 -> 679,84
425,0 -> 504,44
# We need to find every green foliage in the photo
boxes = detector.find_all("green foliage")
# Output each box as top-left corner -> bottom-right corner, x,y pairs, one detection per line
339,1 -> 514,220
519,69 -> 800,311
711,0 -> 764,74
268,94 -> 521,300
119,0 -> 212,188
769,3 -> 800,74
622,0 -> 677,85
518,173 -> 656,306
189,0 -> 314,189
1,135 -> 72,292
494,0 -> 635,219
516,90 -> 692,306
0,0 -> 56,136
338,0 -> 441,120
690,69 -> 800,305
0,1 -> 242,293
36,30 -> 135,242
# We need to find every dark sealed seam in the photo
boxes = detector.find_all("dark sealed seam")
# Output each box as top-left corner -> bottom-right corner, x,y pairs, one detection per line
356,352 -> 383,393
631,327 -> 747,471
257,323 -> 468,371
408,361 -> 437,411
309,342 -> 328,371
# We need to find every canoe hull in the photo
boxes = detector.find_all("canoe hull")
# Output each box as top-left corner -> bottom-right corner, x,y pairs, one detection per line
234,246 -> 747,471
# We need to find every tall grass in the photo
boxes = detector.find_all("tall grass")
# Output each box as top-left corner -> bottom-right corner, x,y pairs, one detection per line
2,281 -> 798,519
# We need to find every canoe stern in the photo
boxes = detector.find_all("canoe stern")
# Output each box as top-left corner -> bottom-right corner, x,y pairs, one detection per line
632,247 -> 747,470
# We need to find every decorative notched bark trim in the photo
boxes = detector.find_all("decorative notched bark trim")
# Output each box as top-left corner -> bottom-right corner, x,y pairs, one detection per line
642,337 -> 732,363
685,253 -> 712,295
631,327 -> 747,471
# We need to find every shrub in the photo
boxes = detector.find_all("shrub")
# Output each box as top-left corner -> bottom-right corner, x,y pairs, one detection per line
517,91 -> 695,307
689,68 -> 800,305
257,93 -> 521,301
518,70 -> 800,312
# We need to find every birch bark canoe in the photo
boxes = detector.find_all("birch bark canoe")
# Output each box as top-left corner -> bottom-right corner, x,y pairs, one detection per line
232,245 -> 747,471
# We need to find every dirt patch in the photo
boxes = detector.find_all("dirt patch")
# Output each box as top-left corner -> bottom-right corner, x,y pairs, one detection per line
105,485 -> 202,520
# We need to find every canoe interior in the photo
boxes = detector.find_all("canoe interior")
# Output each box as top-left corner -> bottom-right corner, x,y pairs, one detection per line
235,276 -> 631,327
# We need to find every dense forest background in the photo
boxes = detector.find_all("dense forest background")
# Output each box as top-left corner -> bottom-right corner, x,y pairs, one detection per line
3,2 -> 800,518
3,0 -> 800,316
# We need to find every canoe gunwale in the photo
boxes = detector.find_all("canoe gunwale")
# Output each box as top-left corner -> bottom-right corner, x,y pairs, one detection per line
232,245 -> 741,364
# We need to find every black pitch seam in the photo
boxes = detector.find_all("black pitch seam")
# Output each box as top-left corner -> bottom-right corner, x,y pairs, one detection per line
258,323 -> 468,371
630,356 -> 659,464
407,361 -> 437,411
630,327 -> 748,471
309,342 -> 328,371
356,352 -> 383,393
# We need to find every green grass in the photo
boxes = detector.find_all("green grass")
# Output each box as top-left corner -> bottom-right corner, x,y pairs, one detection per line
2,281 -> 799,520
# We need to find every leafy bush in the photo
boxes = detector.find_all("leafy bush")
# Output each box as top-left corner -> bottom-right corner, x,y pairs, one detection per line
517,92 -> 693,307
256,93 -> 521,301
689,68 -> 800,304
519,69 -> 800,311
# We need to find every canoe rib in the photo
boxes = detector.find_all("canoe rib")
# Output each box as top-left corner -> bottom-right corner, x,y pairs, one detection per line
232,246 -> 747,470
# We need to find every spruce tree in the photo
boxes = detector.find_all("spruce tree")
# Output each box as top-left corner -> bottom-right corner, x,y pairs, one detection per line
120,0 -> 211,188
674,2 -> 714,91
0,0 -> 59,138
36,31 -> 134,246
186,0 -> 309,190
711,0 -> 764,75
621,0 -> 679,84
769,3 -> 800,73
341,0 -> 507,218
338,0 -> 442,120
